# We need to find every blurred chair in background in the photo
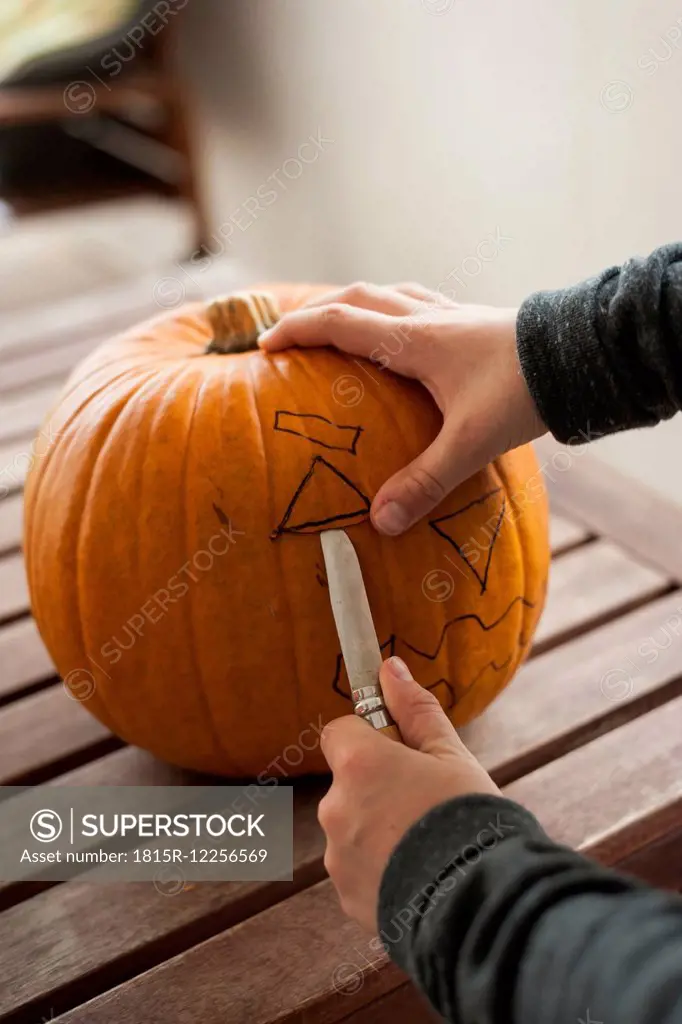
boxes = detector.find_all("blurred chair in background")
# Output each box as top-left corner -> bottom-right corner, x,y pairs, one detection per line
0,0 -> 208,254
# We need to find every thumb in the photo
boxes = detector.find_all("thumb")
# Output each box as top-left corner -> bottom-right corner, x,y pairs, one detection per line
380,656 -> 466,758
371,422 -> 482,536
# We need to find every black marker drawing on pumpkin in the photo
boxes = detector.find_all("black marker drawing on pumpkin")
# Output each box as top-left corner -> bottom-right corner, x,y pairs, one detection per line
270,455 -> 371,539
274,410 -> 363,454
429,489 -> 506,594
331,596 -> 535,706
213,503 -> 237,531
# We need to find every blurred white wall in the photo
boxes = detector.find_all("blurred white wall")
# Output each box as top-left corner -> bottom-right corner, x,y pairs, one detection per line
180,0 -> 682,501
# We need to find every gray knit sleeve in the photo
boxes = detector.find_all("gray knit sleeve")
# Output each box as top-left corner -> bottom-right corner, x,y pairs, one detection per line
517,242 -> 682,443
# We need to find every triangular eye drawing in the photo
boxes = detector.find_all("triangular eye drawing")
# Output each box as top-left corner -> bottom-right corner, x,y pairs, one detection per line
270,455 -> 371,539
430,489 -> 506,594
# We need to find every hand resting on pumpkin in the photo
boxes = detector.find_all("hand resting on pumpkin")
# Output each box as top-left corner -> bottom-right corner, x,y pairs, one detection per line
259,283 -> 546,536
318,654 -> 499,934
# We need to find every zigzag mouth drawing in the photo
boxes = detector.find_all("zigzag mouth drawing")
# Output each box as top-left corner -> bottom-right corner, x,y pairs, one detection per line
331,595 -> 535,707
398,595 -> 534,661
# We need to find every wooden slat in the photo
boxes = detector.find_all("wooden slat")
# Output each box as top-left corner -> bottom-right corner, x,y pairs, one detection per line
0,335 -> 99,395
51,698 -> 682,1024
537,438 -> 682,582
0,493 -> 22,555
49,881 -> 400,1024
0,553 -> 29,623
0,276 -> 161,361
463,590 -> 682,784
0,686 -> 117,785
0,617 -> 54,700
548,512 -> 590,555
506,694 -> 682,865
0,437 -> 33,495
615,826 -> 682,894
56,744 -> 195,787
533,539 -> 669,652
0,384 -> 60,444
0,257 -> 245,362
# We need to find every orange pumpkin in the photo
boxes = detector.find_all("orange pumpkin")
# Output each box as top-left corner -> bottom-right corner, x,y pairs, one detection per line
24,284 -> 549,776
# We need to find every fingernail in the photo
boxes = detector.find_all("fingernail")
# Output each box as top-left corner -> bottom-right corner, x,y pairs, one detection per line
373,501 -> 411,536
257,329 -> 273,347
386,656 -> 413,682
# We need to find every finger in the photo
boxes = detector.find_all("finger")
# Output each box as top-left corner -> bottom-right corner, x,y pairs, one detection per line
392,283 -> 458,308
379,657 -> 462,757
320,713 -> 379,772
370,420 -> 483,535
258,304 -> 410,363
301,282 -> 417,317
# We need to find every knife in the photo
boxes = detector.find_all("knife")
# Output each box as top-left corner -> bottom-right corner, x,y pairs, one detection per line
320,529 -> 402,742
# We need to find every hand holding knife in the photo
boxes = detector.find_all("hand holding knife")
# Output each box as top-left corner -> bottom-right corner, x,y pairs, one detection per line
320,529 -> 402,743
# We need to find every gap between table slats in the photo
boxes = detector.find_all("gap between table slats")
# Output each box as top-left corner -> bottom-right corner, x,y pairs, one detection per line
0,687 -> 120,786
548,513 -> 591,555
337,984 -> 440,1024
0,493 -> 22,556
615,825 -> 682,894
0,436 -> 40,496
0,553 -> 29,623
0,618 -> 56,704
532,538 -> 671,654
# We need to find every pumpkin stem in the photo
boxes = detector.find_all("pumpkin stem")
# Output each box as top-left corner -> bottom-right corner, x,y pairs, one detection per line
205,291 -> 281,354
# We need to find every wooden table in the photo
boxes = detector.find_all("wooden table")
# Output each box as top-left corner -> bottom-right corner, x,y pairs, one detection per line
1,283 -> 682,1023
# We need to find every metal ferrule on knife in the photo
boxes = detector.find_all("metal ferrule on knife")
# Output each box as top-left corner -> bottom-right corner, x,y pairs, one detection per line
350,684 -> 396,731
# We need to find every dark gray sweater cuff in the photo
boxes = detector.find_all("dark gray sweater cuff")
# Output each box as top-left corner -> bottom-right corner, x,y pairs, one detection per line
517,273 -> 614,444
516,242 -> 682,443
377,793 -> 546,974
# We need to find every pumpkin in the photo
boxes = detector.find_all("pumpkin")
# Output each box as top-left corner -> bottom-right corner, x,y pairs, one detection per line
24,285 -> 549,777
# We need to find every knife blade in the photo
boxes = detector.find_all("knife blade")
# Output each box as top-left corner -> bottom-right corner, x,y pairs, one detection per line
320,529 -> 402,742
